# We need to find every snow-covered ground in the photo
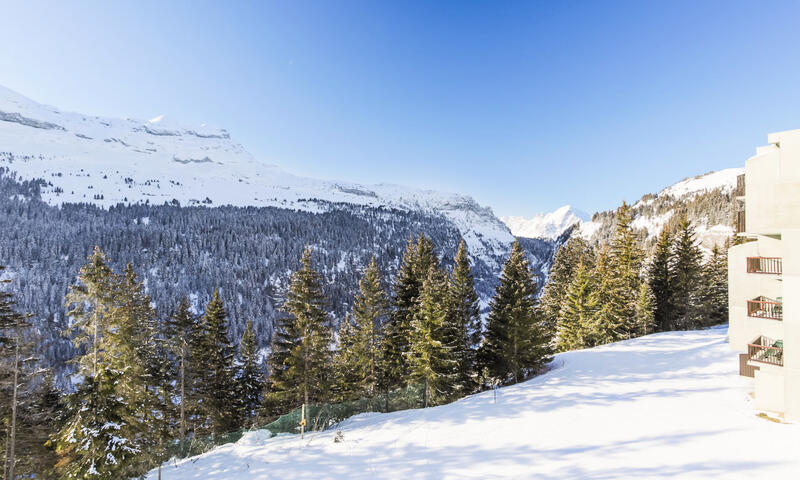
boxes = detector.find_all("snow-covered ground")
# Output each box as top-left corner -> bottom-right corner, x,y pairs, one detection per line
149,326 -> 800,479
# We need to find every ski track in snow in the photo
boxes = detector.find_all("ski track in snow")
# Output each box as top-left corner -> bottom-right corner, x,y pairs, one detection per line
148,326 -> 800,480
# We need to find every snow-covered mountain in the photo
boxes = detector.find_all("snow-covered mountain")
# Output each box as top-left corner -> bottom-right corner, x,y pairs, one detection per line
146,326 -> 800,479
0,85 -> 514,268
577,168 -> 743,254
501,205 -> 589,240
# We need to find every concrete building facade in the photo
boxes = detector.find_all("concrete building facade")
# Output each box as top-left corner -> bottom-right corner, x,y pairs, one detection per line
729,129 -> 800,420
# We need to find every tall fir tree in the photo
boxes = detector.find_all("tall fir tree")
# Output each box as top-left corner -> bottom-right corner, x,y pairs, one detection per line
447,240 -> 481,395
165,297 -> 199,440
408,265 -> 456,407
194,289 -> 238,434
479,241 -> 552,384
606,202 -> 646,340
335,257 -> 388,402
557,260 -> 599,351
699,243 -> 729,327
237,320 -> 264,427
669,214 -> 704,330
648,227 -> 673,332
265,246 -> 333,415
541,236 -> 594,334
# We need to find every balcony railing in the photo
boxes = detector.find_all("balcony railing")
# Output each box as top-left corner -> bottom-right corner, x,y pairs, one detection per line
736,210 -> 746,234
748,336 -> 783,367
747,257 -> 782,275
747,296 -> 783,320
734,174 -> 745,197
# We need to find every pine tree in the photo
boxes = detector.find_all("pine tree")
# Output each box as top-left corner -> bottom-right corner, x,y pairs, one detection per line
648,227 -> 673,331
265,246 -> 333,414
541,236 -> 593,334
335,257 -> 387,402
194,289 -> 238,434
479,241 -> 552,384
699,243 -> 729,327
557,260 -> 598,351
606,202 -> 645,339
165,297 -> 199,440
447,240 -> 481,395
382,238 -> 422,393
53,368 -> 140,479
633,281 -> 656,337
670,214 -> 704,330
237,320 -> 264,427
408,265 -> 455,407
1,268 -> 34,480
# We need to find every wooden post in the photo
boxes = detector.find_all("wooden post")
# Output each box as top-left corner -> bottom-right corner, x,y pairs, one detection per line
300,404 -> 306,440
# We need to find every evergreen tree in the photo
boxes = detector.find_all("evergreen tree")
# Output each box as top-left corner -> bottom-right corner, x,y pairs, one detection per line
165,297 -> 199,440
557,260 -> 598,351
592,246 -> 623,345
53,368 -> 140,479
606,202 -> 645,339
335,257 -> 388,401
194,289 -> 238,434
408,265 -> 455,407
648,227 -> 673,332
669,215 -> 704,330
237,320 -> 264,427
540,236 -> 593,334
479,241 -> 552,384
382,237 -> 424,393
1,268 -> 34,480
447,240 -> 481,395
633,282 -> 656,337
699,243 -> 729,327
265,246 -> 333,414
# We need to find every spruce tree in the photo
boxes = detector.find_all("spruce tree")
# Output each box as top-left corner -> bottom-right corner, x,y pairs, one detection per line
479,241 -> 552,384
382,238 -> 421,393
648,227 -> 673,332
699,243 -> 729,327
237,320 -> 264,427
165,297 -> 199,440
195,289 -> 238,434
633,281 -> 656,337
335,257 -> 387,402
447,240 -> 481,395
53,368 -> 140,479
408,265 -> 455,407
266,246 -> 333,414
557,260 -> 598,351
606,202 -> 645,340
541,236 -> 593,334
670,215 -> 704,330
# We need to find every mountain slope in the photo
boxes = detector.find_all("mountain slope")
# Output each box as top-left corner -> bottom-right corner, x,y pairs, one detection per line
147,326 -> 800,479
0,84 -> 513,269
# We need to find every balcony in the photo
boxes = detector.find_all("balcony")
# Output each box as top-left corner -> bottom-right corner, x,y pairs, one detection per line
734,173 -> 745,198
736,210 -> 746,234
746,257 -> 782,275
748,336 -> 784,367
747,296 -> 783,320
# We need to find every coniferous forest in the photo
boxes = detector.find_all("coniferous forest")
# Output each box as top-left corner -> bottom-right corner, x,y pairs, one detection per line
0,198 -> 728,478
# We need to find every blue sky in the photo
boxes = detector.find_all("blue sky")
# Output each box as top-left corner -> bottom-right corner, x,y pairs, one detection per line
2,0 -> 800,217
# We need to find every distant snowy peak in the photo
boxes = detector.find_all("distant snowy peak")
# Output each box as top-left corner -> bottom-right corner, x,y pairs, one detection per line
0,85 -> 514,265
501,205 -> 589,240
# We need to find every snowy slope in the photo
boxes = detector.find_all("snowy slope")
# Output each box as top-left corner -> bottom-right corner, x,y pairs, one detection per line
0,85 -> 513,267
501,205 -> 589,240
148,326 -> 800,480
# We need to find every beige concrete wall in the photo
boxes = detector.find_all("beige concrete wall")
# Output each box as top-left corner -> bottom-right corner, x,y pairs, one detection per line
754,365 -> 785,413
782,229 -> 800,420
746,129 -> 800,235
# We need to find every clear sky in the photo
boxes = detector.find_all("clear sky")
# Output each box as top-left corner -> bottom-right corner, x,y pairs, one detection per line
2,0 -> 800,217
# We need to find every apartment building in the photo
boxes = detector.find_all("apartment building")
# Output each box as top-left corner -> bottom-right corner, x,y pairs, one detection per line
729,129 -> 800,420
